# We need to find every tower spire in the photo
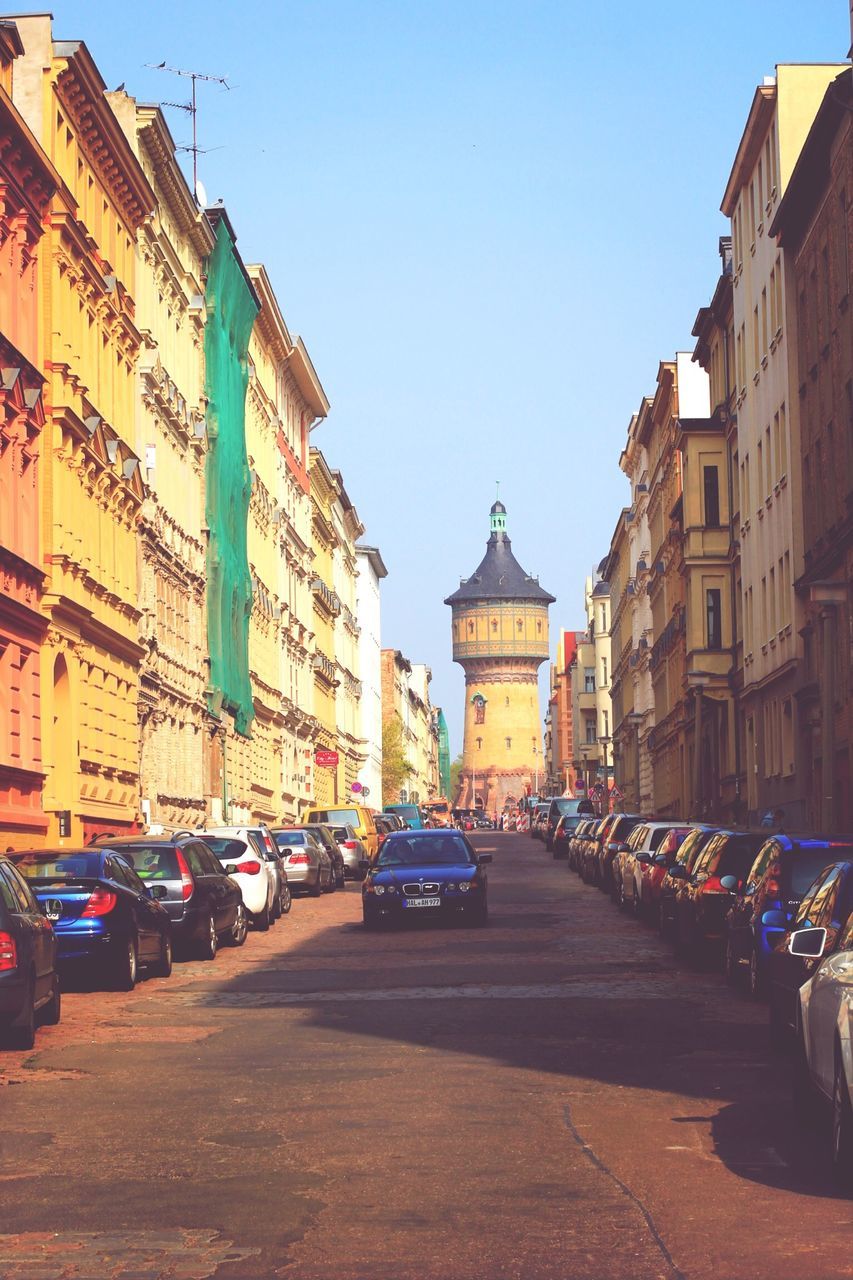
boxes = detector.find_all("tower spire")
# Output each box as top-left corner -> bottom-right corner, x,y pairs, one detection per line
490,487 -> 507,537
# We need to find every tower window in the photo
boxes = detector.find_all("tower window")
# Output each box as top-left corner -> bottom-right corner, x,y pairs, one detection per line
468,621 -> 475,635
476,737 -> 482,749
473,694 -> 486,724
537,620 -> 542,633
491,618 -> 498,631
517,619 -> 522,630
505,737 -> 512,750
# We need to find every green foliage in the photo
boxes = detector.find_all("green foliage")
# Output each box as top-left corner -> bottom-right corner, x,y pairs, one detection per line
449,753 -> 464,802
382,716 -> 413,802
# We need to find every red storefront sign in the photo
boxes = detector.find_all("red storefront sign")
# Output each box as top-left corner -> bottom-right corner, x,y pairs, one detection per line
314,749 -> 339,769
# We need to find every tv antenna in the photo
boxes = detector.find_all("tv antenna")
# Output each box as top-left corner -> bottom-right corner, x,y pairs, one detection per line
146,61 -> 230,199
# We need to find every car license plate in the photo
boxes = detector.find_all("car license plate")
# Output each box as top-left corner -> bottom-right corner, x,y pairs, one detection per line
403,896 -> 441,909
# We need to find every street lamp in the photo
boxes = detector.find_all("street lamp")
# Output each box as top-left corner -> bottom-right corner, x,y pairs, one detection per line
598,735 -> 612,815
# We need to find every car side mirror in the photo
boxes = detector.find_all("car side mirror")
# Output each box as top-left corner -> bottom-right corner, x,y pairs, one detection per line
478,853 -> 493,864
635,852 -> 651,864
148,884 -> 168,900
668,864 -> 687,880
761,908 -> 788,928
224,864 -> 239,876
788,926 -> 827,958
615,842 -> 629,854
654,854 -> 668,867
720,875 -> 739,893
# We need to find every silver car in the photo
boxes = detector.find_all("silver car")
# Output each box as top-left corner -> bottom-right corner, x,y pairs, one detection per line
331,824 -> 368,879
272,828 -> 333,896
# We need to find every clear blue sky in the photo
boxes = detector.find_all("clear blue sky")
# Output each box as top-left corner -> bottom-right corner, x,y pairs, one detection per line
32,0 -> 849,753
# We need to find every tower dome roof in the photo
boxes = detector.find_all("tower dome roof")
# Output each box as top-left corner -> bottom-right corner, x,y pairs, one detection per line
444,501 -> 555,606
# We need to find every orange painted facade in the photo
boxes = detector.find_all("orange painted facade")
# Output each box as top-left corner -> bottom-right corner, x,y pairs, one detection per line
0,27 -> 57,844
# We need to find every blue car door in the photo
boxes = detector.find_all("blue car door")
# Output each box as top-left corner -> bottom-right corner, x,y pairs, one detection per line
112,858 -> 162,961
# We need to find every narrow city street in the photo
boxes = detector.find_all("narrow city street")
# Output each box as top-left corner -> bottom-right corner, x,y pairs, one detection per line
0,830 -> 849,1280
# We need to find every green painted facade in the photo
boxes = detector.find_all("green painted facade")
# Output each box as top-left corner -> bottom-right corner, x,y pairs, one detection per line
437,708 -> 451,799
203,215 -> 259,736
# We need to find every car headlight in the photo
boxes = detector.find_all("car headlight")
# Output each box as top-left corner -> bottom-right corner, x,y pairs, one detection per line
386,885 -> 397,895
372,884 -> 385,895
458,882 -> 472,893
445,882 -> 456,891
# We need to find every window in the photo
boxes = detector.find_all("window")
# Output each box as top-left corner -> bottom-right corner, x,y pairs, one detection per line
602,710 -> 609,738
840,190 -> 850,298
769,120 -> 778,193
748,180 -> 756,243
473,695 -> 486,724
761,287 -> 768,354
706,589 -> 722,650
585,718 -> 596,745
761,577 -> 767,644
769,567 -> 776,636
703,466 -> 720,526
601,658 -> 608,687
584,667 -> 595,693
757,158 -> 764,220
769,266 -> 777,332
757,440 -> 763,498
774,257 -> 783,333
476,737 -> 482,750
765,426 -> 772,493
505,737 -> 512,750
753,306 -> 760,372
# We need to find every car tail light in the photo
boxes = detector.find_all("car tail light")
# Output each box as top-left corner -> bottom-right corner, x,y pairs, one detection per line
176,848 -> 194,901
239,860 -> 262,875
0,931 -> 17,971
701,875 -> 727,894
289,853 -> 310,864
263,836 -> 275,853
80,887 -> 117,917
343,841 -> 358,850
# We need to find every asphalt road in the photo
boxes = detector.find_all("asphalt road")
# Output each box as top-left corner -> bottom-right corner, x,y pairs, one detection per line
0,830 -> 850,1280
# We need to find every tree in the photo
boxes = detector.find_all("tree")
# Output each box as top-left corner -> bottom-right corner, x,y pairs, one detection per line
449,753 -> 464,803
382,716 -> 413,802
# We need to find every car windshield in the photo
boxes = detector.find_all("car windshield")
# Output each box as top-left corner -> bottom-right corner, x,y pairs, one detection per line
199,837 -> 250,861
552,798 -> 582,814
12,851 -> 102,881
275,831 -> 309,847
331,827 -> 351,841
109,845 -> 181,879
310,808 -> 359,826
387,805 -> 419,819
790,847 -> 851,895
377,836 -> 474,867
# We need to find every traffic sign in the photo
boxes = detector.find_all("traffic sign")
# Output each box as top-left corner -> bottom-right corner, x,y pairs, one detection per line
351,781 -> 363,793
314,749 -> 339,769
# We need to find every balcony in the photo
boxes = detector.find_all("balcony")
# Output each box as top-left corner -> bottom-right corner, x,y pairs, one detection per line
312,652 -> 338,685
311,577 -> 341,617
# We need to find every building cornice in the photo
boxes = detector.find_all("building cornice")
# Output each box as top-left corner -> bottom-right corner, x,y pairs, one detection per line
134,103 -> 214,258
721,83 -> 776,216
53,41 -> 155,231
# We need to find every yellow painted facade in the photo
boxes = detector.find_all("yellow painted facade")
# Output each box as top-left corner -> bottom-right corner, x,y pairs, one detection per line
331,472 -> 366,804
111,95 -> 213,832
11,18 -> 154,844
309,449 -> 339,808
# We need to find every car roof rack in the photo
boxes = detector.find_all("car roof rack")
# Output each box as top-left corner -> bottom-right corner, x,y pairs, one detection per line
88,832 -> 117,845
169,830 -> 195,842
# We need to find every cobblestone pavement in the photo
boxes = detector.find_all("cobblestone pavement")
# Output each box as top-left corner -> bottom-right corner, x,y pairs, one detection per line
0,833 -> 849,1280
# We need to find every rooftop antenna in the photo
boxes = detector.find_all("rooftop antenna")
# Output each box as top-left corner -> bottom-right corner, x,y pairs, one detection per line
146,61 -> 230,200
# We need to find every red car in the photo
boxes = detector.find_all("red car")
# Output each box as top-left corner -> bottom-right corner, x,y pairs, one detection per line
637,827 -> 692,913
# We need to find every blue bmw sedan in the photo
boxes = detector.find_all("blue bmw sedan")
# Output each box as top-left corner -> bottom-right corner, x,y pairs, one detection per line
361,830 -> 491,929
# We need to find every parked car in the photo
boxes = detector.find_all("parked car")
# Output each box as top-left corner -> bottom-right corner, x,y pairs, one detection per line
669,829 -> 768,956
272,828 -> 333,895
580,816 -> 614,884
568,819 -> 596,873
302,824 -> 346,888
423,800 -> 452,827
361,830 -> 491,929
197,834 -> 284,930
11,847 -> 174,987
636,826 -> 693,914
302,804 -> 379,860
202,825 -> 285,919
332,825 -> 368,879
794,912 -> 853,1187
531,803 -> 550,840
657,826 -> 719,937
374,815 -> 395,848
103,836 -> 244,960
553,813 -> 585,860
724,834 -> 853,997
544,798 -> 587,851
596,815 -> 644,889
767,860 -> 853,1047
612,821 -> 688,913
0,854 -> 60,1049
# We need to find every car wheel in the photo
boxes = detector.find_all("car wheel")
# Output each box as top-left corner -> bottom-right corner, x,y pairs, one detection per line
198,913 -> 218,961
40,973 -> 61,1027
792,1019 -> 814,1118
4,972 -> 36,1049
362,911 -> 379,930
748,946 -> 765,1000
229,904 -> 248,947
617,879 -> 627,912
724,935 -> 739,986
831,1048 -> 853,1188
254,901 -> 271,931
632,887 -> 642,918
280,885 -> 292,915
152,933 -> 173,978
310,875 -> 322,898
337,869 -> 346,888
325,873 -> 336,894
272,891 -> 282,920
113,935 -> 138,991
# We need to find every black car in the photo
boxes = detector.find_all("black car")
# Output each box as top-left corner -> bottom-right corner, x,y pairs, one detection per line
596,815 -> 644,889
11,848 -> 172,990
657,826 -> 719,938
724,834 -> 853,997
104,835 -> 244,960
362,830 -> 491,928
767,859 -> 853,1046
545,797 -> 590,851
671,829 -> 768,957
0,855 -> 60,1048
